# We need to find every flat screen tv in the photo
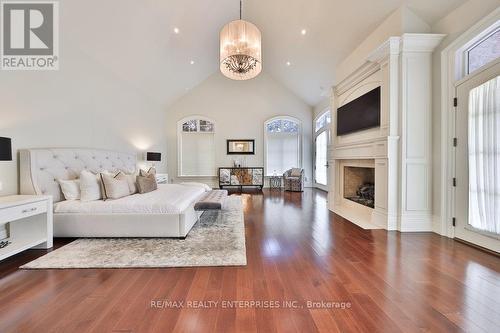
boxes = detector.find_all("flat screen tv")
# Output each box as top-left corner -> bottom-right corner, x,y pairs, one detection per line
337,86 -> 380,135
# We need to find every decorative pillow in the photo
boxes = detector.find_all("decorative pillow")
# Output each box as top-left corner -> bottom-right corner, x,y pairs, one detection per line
100,173 -> 130,200
97,170 -> 115,200
57,179 -> 81,200
140,167 -> 156,177
79,170 -> 102,202
116,171 -> 138,195
136,172 -> 157,194
290,168 -> 302,177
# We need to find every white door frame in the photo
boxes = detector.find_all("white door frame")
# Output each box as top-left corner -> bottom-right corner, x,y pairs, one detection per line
439,8 -> 500,238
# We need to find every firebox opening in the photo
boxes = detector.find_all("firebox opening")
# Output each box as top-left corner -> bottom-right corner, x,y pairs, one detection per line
343,166 -> 375,208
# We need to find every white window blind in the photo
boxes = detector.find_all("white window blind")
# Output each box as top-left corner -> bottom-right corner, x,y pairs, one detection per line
267,132 -> 299,175
178,118 -> 216,176
265,118 -> 301,176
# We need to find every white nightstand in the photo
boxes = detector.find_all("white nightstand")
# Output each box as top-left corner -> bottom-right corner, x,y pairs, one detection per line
0,195 -> 53,261
156,173 -> 169,184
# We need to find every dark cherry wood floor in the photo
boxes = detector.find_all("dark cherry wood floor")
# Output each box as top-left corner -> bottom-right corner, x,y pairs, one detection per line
0,189 -> 499,332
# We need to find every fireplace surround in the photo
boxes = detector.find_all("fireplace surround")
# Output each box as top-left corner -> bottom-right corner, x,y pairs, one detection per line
328,34 -> 444,231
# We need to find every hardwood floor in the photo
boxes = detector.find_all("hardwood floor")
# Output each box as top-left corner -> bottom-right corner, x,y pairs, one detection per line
0,189 -> 499,332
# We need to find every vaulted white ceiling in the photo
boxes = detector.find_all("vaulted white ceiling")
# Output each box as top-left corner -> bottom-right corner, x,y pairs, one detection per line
62,0 -> 467,107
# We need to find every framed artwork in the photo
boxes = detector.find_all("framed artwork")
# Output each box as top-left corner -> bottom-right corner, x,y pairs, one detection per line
227,139 -> 255,155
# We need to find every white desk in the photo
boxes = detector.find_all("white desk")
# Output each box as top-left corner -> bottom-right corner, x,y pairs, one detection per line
0,195 -> 53,261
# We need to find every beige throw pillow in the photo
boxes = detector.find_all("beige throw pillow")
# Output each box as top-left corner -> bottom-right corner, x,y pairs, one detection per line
137,170 -> 157,194
290,168 -> 302,177
115,172 -> 138,195
57,179 -> 81,200
139,168 -> 157,177
98,170 -> 115,200
100,173 -> 130,200
80,170 -> 102,202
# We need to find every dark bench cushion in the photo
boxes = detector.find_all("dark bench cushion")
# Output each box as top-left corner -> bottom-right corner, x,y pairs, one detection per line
194,190 -> 228,211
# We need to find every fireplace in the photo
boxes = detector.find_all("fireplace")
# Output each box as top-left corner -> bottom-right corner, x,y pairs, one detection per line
343,166 -> 375,208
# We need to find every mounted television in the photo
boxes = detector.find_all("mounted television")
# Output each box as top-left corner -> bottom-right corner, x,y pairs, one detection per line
337,86 -> 381,135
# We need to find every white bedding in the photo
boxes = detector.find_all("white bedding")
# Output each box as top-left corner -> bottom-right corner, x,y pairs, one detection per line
54,184 -> 208,215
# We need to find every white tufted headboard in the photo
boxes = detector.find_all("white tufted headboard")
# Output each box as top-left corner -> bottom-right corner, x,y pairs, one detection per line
20,148 -> 137,203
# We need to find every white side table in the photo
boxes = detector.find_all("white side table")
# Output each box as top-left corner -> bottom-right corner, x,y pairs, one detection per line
156,173 -> 169,184
0,195 -> 53,261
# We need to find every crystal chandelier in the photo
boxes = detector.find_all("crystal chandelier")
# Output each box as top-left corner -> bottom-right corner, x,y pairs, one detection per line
220,0 -> 262,80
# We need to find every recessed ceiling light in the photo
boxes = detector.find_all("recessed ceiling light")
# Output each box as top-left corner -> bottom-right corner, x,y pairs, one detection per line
173,27 -> 180,34
286,61 -> 291,66
190,60 -> 195,65
301,29 -> 307,35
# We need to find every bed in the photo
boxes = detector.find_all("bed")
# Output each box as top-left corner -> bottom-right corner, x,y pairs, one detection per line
19,148 -> 206,237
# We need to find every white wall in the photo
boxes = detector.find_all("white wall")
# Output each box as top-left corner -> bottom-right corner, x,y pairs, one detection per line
313,97 -> 331,119
335,6 -> 430,85
430,0 -> 500,232
166,71 -> 313,187
0,41 -> 168,196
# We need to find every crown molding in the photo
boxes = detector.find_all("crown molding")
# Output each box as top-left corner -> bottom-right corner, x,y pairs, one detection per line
399,33 -> 446,53
367,37 -> 401,63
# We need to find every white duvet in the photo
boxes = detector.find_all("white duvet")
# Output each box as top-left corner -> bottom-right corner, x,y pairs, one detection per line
54,184 -> 208,215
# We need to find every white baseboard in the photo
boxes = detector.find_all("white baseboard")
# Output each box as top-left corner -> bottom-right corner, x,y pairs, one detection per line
399,214 -> 433,232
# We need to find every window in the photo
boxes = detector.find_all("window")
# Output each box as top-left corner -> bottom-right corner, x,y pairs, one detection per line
466,24 -> 500,75
264,117 -> 301,176
178,117 -> 216,176
315,111 -> 331,132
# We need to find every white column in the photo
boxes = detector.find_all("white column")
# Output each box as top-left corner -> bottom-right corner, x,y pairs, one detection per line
398,34 -> 445,231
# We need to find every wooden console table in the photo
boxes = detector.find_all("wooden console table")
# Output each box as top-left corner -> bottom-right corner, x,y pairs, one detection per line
218,167 -> 264,190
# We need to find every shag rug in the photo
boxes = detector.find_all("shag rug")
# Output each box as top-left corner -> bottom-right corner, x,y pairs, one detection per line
21,196 -> 246,269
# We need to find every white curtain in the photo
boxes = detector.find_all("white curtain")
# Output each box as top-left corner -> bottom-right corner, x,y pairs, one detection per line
266,132 -> 299,176
468,75 -> 500,235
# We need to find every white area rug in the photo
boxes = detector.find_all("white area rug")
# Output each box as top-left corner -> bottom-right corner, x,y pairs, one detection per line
21,196 -> 246,269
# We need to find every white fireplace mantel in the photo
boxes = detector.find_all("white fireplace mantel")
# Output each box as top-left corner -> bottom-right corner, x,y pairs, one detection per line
329,33 -> 445,232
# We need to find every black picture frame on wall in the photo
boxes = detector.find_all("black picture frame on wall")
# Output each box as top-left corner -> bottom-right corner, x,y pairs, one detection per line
227,139 -> 255,155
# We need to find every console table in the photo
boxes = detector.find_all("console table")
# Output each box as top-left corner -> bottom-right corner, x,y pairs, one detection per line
0,195 -> 53,261
219,167 -> 264,190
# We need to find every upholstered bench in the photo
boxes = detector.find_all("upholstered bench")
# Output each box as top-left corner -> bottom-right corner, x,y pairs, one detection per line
194,190 -> 228,211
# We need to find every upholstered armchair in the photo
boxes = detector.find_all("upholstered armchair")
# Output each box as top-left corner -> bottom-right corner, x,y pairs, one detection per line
283,168 -> 304,192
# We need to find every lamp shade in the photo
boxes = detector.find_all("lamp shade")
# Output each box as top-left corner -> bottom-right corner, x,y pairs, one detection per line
220,19 -> 262,80
0,137 -> 12,161
146,152 -> 161,162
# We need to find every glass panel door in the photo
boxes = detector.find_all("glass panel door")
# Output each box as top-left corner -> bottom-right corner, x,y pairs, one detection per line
455,60 -> 500,253
315,131 -> 328,187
